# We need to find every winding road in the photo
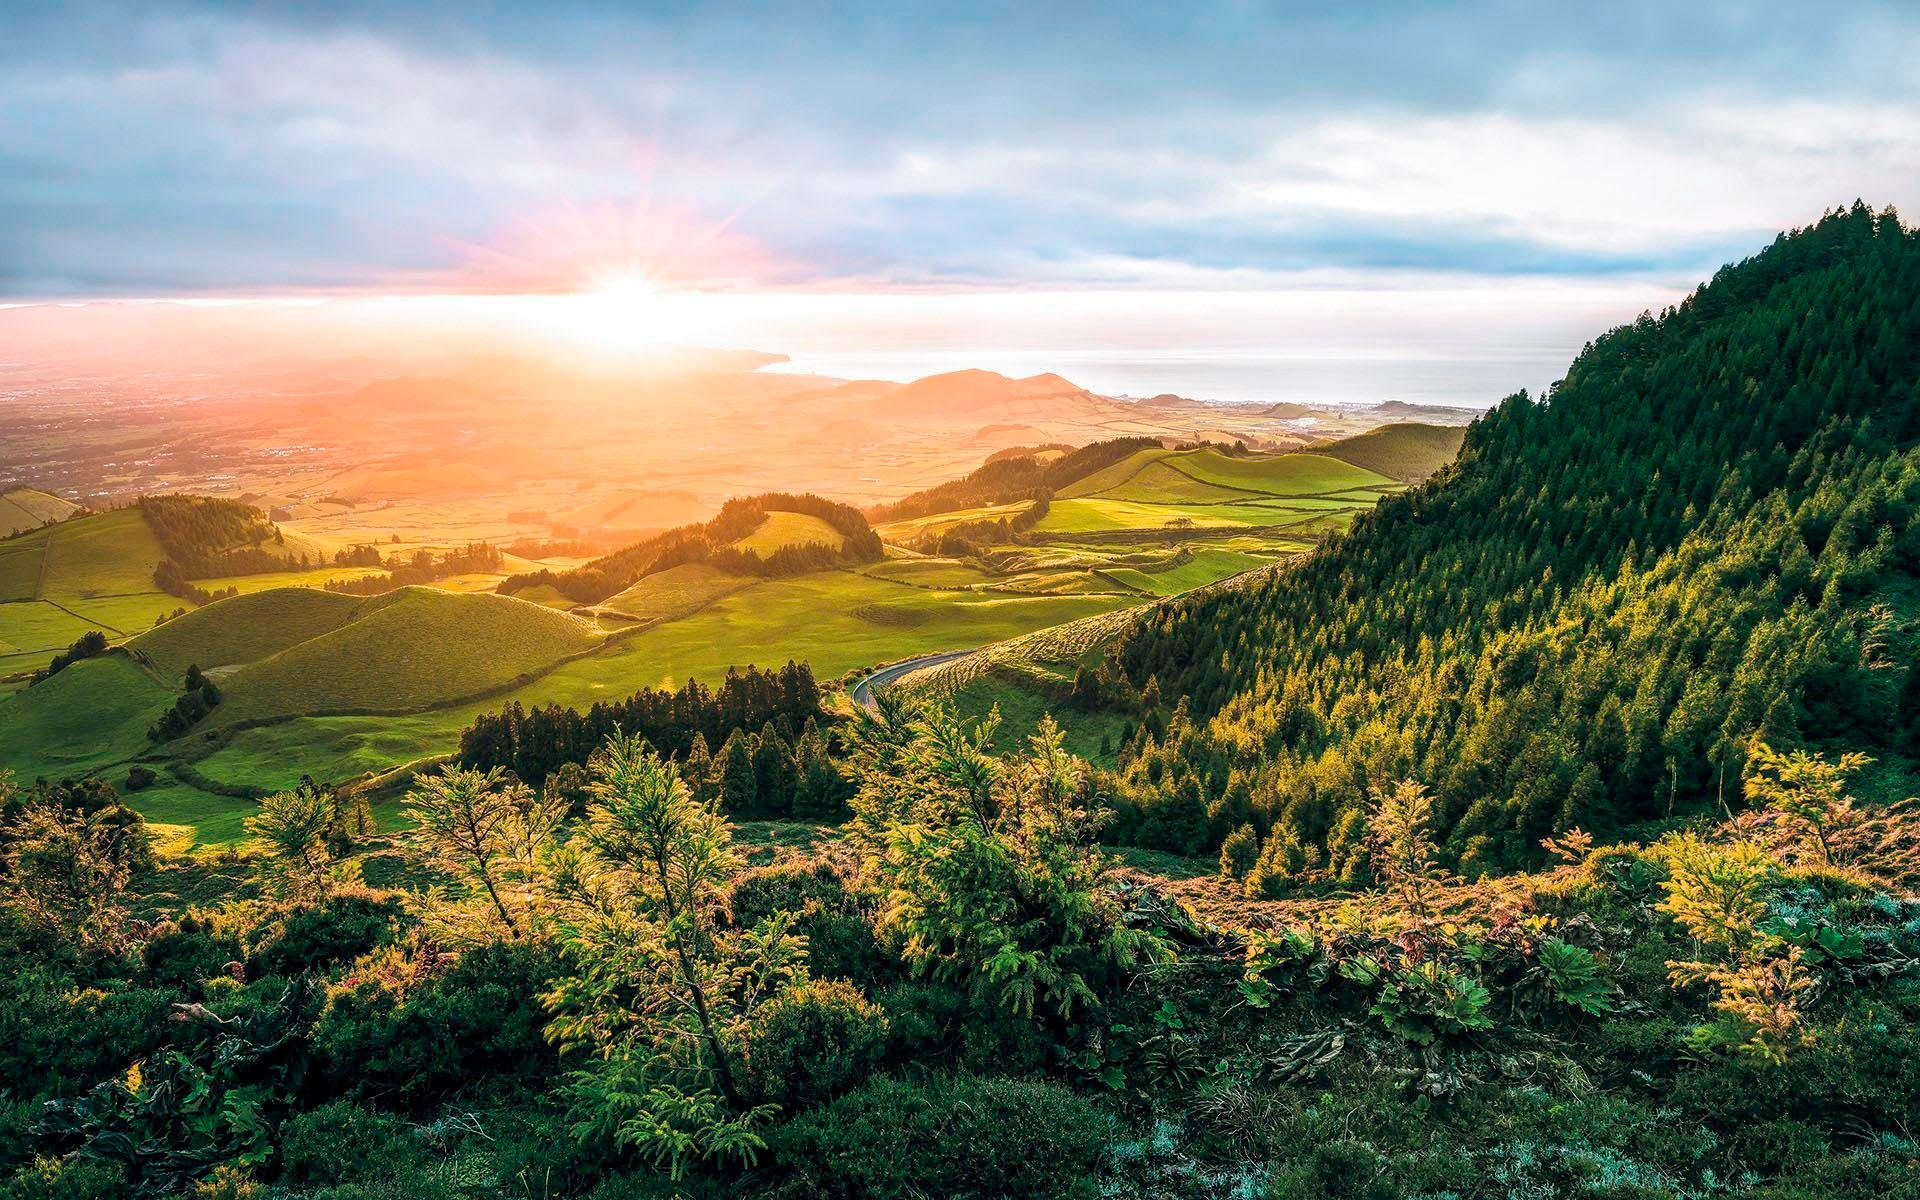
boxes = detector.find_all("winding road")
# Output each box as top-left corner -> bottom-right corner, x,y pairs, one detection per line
849,648 -> 972,711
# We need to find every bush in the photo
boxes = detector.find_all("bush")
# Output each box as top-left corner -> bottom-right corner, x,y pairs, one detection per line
727,858 -> 883,985
874,980 -> 1052,1076
250,892 -> 405,977
0,968 -> 174,1096
1264,1139 -> 1394,1200
0,1157 -> 125,1200
142,914 -> 244,992
741,980 -> 889,1107
773,1073 -> 1111,1199
277,1102 -> 421,1187
315,940 -> 562,1104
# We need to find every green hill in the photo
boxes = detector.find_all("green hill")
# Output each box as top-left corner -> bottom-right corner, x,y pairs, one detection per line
210,587 -> 602,726
0,652 -> 175,780
0,488 -> 81,536
1319,422 -> 1468,482
731,510 -> 848,554
598,561 -> 754,623
127,587 -> 363,678
0,509 -> 181,674
1101,203 -> 1920,875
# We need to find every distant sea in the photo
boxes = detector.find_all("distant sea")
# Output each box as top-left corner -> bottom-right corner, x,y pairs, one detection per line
759,349 -> 1570,410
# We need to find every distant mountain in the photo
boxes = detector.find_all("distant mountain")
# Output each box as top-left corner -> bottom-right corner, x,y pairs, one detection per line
1260,402 -> 1318,419
1360,400 -> 1485,425
861,369 -> 1116,424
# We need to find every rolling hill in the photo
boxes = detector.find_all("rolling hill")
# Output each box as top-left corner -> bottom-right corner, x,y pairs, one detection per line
1319,421 -> 1468,482
209,587 -> 603,725
0,488 -> 81,536
127,587 -> 364,677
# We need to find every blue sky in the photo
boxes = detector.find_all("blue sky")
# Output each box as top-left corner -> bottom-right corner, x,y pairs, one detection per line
4,3 -> 1920,403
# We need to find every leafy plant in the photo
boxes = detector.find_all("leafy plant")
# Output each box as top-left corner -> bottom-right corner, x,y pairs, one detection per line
542,731 -> 805,1178
1530,938 -> 1615,1016
846,701 -> 1168,1022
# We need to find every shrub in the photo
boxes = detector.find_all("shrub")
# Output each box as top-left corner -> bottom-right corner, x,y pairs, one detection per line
727,858 -> 882,985
0,968 -> 174,1096
740,980 -> 889,1107
772,1073 -> 1110,1199
0,1157 -> 125,1200
315,940 -> 561,1104
250,892 -> 405,977
277,1102 -> 421,1187
873,980 -> 1053,1076
142,914 -> 244,992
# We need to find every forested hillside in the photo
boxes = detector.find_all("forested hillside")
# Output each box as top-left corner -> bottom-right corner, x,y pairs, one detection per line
1104,203 -> 1920,880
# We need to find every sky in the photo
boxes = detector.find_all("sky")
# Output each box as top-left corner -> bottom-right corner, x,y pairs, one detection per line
6,2 -> 1920,403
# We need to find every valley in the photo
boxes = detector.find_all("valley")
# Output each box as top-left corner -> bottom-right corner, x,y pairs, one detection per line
0,367 -> 1463,851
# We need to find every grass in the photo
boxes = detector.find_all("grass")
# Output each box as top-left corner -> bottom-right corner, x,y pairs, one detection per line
0,653 -> 176,781
0,509 -> 180,653
40,508 -> 169,603
1035,497 -> 1289,533
874,500 -> 1035,542
0,600 -> 100,657
1099,460 -> 1261,504
858,557 -> 1001,589
1098,547 -> 1272,595
211,587 -> 603,725
734,510 -> 847,554
1167,448 -> 1393,494
599,561 -> 753,621
0,488 -> 79,536
0,546 -> 40,602
1320,422 -> 1468,482
1056,448 -> 1167,499
193,564 -> 389,595
128,780 -> 257,853
129,587 -> 364,677
189,570 -> 1137,793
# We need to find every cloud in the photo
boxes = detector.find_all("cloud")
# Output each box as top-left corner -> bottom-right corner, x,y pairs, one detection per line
3,2 -> 1920,297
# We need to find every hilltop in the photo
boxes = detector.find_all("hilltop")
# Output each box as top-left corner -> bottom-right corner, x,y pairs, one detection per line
1318,421 -> 1469,482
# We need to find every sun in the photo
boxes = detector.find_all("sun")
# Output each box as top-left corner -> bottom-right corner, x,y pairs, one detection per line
550,268 -> 696,356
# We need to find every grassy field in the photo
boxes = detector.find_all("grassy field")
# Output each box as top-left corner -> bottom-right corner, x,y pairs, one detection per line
1168,447 -> 1392,494
1098,547 -> 1272,595
186,570 -> 1136,796
874,500 -> 1035,542
857,557 -> 1003,589
0,488 -> 80,536
599,561 -> 754,621
0,653 -> 175,781
129,587 -> 364,677
194,564 -> 390,595
212,588 -> 603,725
1319,422 -> 1468,482
733,510 -> 848,553
0,509 -> 182,667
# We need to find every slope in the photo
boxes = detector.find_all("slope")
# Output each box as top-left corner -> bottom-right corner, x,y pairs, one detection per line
1319,422 -> 1468,482
1102,203 -> 1920,877
210,587 -> 602,725
0,488 -> 81,536
127,587 -> 364,678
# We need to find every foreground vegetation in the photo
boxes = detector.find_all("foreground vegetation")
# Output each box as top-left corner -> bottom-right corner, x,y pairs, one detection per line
1,691 -> 1915,1199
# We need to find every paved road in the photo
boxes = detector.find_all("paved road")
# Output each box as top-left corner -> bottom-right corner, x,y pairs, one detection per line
849,649 -> 972,712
